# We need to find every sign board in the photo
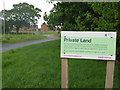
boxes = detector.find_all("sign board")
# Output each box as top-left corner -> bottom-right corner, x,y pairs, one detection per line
61,31 -> 117,60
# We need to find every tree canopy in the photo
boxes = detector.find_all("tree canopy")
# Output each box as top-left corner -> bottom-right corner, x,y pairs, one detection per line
44,2 -> 119,31
1,2 -> 42,33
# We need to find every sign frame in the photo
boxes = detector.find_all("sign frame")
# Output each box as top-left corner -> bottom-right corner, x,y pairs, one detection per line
61,31 -> 117,60
61,31 -> 117,89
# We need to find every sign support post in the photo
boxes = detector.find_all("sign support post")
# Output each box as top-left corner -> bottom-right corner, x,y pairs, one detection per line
105,60 -> 115,89
62,58 -> 68,89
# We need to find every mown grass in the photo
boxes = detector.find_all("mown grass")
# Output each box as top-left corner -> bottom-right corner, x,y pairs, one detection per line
2,40 -> 119,88
2,34 -> 47,44
11,30 -> 60,37
11,30 -> 36,34
1,31 -> 59,44
43,31 -> 60,37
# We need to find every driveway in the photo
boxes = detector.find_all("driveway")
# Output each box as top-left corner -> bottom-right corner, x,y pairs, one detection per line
0,34 -> 60,53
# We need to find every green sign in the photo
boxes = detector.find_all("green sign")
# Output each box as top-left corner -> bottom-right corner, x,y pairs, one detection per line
61,31 -> 116,60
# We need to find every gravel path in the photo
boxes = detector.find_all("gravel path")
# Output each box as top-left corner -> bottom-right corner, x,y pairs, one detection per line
0,34 -> 60,53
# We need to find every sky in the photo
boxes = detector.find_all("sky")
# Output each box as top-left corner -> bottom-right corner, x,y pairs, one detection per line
0,0 -> 55,28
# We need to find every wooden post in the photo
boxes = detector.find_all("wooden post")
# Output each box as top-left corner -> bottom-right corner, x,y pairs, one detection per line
62,58 -> 68,89
105,60 -> 115,89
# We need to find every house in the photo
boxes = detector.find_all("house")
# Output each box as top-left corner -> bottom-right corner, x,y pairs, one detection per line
19,27 -> 36,31
41,23 -> 50,31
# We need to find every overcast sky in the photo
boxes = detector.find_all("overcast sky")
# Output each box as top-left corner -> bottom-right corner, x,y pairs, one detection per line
0,0 -> 55,28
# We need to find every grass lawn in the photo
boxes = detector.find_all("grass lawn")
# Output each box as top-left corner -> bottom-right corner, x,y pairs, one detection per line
1,31 -> 60,44
11,30 -> 36,34
43,31 -> 60,37
11,30 -> 60,37
2,40 -> 119,88
1,34 -> 47,44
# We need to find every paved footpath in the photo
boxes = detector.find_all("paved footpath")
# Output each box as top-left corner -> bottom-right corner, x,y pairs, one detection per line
0,34 -> 60,53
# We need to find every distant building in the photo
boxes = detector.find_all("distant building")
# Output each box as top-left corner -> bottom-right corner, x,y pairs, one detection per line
41,23 -> 50,31
19,27 -> 36,31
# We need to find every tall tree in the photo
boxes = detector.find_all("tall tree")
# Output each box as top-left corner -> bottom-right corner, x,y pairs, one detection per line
44,2 -> 94,31
1,2 -> 42,33
44,2 -> 119,31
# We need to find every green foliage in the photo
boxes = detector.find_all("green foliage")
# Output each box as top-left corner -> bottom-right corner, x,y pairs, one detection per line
44,2 -> 94,30
92,2 -> 119,31
45,2 -> 119,31
1,2 -> 42,33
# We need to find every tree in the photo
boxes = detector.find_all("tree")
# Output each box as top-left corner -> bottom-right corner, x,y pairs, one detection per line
1,2 -> 42,33
44,2 -> 94,31
44,2 -> 119,31
91,2 -> 119,31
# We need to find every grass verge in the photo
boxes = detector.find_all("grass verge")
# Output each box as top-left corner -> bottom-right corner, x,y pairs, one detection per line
1,31 -> 59,44
43,31 -> 60,37
1,34 -> 47,44
2,40 -> 119,88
